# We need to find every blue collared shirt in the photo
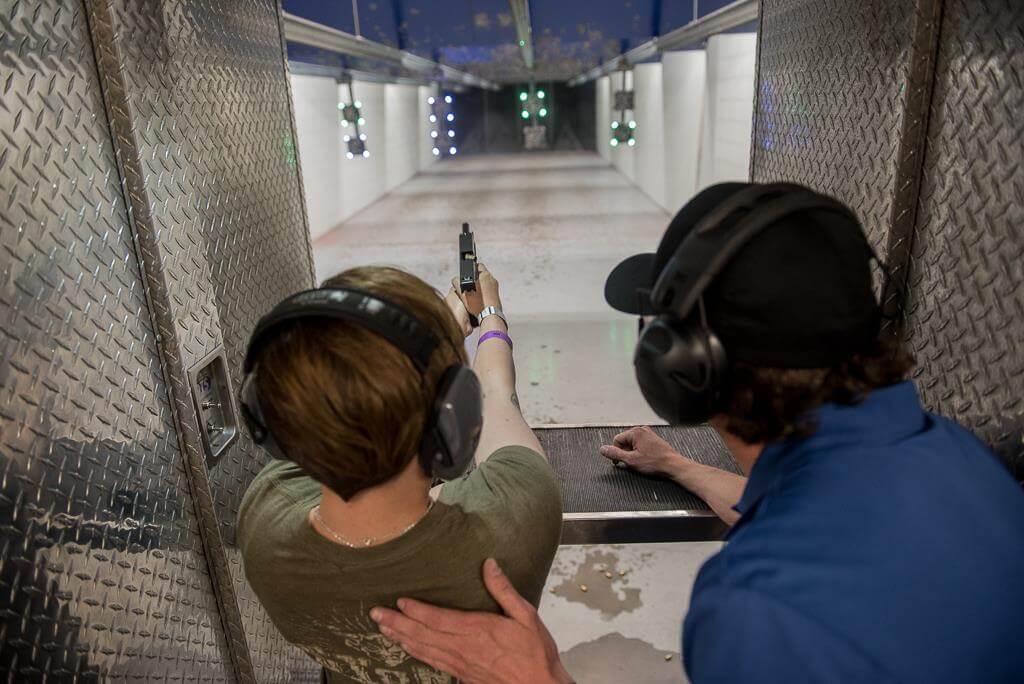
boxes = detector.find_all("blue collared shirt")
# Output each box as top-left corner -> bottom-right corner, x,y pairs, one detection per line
683,382 -> 1024,683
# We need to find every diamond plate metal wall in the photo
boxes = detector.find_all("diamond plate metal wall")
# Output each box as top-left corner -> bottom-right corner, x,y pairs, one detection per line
751,0 -> 1024,477
0,1 -> 231,679
751,0 -> 943,328
82,0 -> 320,679
902,0 -> 1024,480
751,0 -> 916,254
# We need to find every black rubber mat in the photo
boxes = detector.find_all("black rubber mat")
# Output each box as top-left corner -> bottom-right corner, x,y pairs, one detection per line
536,425 -> 741,514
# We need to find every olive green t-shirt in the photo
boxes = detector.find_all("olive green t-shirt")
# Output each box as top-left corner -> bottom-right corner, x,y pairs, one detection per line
236,446 -> 563,682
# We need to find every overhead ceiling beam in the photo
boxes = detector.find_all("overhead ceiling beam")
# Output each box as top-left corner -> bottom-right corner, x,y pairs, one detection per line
282,12 -> 500,90
566,0 -> 758,86
287,61 -> 432,88
508,0 -> 534,71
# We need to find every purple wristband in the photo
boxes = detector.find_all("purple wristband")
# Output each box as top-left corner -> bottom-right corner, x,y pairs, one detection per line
477,330 -> 513,349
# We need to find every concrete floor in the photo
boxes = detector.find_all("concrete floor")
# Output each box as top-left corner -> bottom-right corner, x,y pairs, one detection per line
541,542 -> 723,684
313,152 -> 720,683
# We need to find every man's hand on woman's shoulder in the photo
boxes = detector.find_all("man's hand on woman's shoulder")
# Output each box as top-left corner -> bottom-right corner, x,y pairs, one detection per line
371,558 -> 573,684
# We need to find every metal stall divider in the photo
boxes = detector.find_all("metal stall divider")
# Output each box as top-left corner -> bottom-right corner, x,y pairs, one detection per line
751,0 -> 924,256
902,0 -> 1024,480
85,0 -> 317,680
750,0 -> 1024,478
1,1 -> 231,680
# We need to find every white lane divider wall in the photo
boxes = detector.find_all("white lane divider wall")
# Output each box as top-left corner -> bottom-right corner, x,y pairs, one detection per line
597,32 -> 758,214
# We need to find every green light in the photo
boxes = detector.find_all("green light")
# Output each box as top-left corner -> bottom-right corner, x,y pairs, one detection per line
519,91 -> 528,102
628,120 -> 636,130
519,39 -> 525,47
537,90 -> 545,99
611,121 -> 619,129
521,110 -> 530,119
358,117 -> 366,126
610,138 -> 619,147
539,107 -> 547,117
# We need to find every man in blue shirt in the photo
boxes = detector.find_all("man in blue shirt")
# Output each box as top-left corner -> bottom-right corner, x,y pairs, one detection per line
371,182 -> 1024,683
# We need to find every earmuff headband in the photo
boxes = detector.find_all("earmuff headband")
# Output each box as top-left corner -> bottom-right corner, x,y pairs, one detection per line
243,288 -> 440,375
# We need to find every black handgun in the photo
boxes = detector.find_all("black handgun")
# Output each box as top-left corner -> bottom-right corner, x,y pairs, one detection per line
459,222 -> 478,293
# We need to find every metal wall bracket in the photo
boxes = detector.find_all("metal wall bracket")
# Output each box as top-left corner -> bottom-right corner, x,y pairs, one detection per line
188,349 -> 240,467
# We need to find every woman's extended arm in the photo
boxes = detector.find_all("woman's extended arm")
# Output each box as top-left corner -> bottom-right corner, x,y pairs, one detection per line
452,264 -> 542,462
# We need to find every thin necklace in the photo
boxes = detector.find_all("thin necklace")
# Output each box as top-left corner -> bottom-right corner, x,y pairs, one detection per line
312,500 -> 435,548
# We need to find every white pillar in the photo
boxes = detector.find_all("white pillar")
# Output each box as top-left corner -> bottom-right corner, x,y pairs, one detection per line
384,83 -> 419,192
609,69 -> 636,182
418,85 -> 438,171
289,73 -> 343,241
595,76 -> 611,162
698,33 -> 758,189
340,80 -> 386,220
662,50 -> 707,212
633,62 -> 666,208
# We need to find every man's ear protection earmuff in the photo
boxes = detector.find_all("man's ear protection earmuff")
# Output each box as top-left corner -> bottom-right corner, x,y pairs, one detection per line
239,288 -> 482,481
634,183 -> 866,425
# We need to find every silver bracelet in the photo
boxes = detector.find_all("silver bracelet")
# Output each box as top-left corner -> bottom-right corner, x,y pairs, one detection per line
478,306 -> 507,328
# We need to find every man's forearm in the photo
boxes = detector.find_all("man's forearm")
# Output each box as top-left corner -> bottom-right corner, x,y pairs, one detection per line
664,459 -> 746,526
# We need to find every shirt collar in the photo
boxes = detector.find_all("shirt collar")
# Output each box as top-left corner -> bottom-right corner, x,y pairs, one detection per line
732,381 -> 926,518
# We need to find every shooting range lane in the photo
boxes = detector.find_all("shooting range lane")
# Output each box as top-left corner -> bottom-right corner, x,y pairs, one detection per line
313,151 -> 666,426
313,152 -> 724,684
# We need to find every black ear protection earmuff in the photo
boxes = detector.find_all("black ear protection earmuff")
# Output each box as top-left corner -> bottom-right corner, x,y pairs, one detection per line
634,183 -> 869,425
239,288 -> 483,481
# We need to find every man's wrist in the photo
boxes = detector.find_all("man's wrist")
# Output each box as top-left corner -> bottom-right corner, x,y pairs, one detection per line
662,452 -> 696,484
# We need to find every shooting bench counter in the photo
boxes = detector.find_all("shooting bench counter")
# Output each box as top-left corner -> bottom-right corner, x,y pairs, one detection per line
533,424 -> 741,544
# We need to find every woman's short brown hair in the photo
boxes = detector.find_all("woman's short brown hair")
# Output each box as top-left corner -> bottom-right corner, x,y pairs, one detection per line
718,337 -> 915,444
253,266 -> 465,499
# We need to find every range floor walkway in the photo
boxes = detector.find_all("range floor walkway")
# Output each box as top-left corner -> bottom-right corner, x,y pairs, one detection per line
313,151 -> 665,426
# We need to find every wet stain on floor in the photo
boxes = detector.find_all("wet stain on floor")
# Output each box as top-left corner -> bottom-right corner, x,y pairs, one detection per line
560,632 -> 683,684
550,549 -> 642,619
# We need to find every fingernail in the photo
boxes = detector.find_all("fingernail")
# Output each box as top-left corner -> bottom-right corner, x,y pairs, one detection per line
370,608 -> 382,622
599,446 -> 608,455
397,599 -> 407,611
379,625 -> 393,637
485,558 -> 501,576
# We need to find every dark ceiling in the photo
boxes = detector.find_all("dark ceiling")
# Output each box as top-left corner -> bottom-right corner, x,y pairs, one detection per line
284,0 -> 743,83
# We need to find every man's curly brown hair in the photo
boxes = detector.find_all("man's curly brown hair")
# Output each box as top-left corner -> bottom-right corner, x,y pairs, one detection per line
717,337 -> 915,444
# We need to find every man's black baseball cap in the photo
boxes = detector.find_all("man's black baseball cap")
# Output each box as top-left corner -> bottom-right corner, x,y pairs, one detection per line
604,182 -> 882,367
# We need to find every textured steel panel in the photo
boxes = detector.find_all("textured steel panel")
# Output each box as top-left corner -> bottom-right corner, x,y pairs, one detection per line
903,0 -> 1024,480
0,1 -> 231,679
537,426 -> 741,513
750,0 -> 917,255
83,0 -> 319,679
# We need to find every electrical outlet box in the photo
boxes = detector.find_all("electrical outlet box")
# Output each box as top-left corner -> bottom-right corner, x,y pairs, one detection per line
188,348 -> 239,467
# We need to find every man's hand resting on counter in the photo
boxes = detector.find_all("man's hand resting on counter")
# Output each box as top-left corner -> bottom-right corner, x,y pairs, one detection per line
600,426 -> 747,526
599,425 -> 681,475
